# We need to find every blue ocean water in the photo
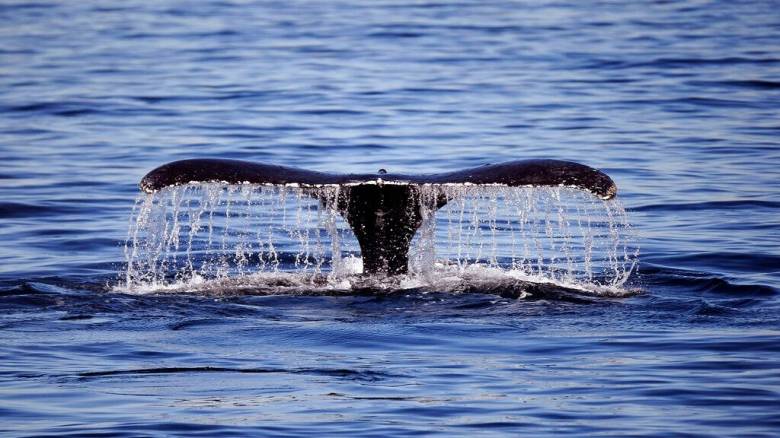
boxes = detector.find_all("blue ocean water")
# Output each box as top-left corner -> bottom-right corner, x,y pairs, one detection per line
1,0 -> 779,436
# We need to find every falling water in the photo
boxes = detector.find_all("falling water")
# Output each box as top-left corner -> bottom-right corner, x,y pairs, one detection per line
119,183 -> 638,295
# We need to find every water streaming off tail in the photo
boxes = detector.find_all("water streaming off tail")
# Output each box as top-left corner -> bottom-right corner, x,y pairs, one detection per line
119,184 -> 638,294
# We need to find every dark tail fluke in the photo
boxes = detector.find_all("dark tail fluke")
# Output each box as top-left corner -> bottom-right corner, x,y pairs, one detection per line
140,158 -> 617,275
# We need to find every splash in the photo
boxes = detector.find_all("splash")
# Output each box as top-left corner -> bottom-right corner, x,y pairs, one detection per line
117,184 -> 638,296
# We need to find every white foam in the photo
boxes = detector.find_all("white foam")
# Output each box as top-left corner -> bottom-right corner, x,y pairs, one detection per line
113,258 -> 636,298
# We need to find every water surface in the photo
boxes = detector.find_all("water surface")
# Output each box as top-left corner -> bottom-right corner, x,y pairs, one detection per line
1,0 -> 779,436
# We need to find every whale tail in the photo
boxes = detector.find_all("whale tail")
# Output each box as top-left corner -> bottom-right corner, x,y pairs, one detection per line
140,158 -> 617,275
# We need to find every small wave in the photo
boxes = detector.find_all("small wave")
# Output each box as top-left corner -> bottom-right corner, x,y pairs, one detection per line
654,252 -> 780,278
686,79 -> 780,90
588,56 -> 780,70
609,97 -> 763,110
76,366 -> 394,382
638,264 -> 777,296
630,200 -> 780,212
293,108 -> 366,116
689,300 -> 738,317
368,31 -> 425,39
0,281 -> 78,296
4,101 -> 101,117
0,201 -> 84,218
168,318 -> 230,331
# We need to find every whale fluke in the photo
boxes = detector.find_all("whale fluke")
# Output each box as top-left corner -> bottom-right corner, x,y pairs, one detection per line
140,158 -> 617,275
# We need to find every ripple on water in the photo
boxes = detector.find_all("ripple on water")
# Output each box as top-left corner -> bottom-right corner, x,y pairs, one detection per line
1,0 -> 779,435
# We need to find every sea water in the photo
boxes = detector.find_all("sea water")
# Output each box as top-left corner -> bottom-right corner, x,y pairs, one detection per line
1,0 -> 779,436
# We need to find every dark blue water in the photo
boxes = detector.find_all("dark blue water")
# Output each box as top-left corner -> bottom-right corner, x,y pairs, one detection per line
2,1 -> 779,436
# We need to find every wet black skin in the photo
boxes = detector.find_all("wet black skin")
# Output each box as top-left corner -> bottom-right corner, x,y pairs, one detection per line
140,159 -> 617,275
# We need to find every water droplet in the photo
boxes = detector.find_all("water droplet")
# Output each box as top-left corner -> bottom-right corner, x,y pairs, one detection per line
120,183 -> 638,293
